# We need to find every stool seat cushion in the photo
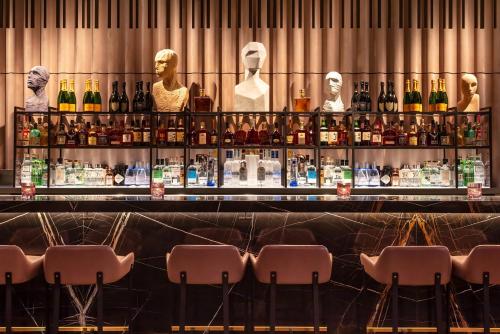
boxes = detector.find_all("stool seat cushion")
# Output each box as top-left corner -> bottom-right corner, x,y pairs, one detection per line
452,245 -> 500,284
0,245 -> 44,284
250,245 -> 333,285
44,245 -> 134,285
166,245 -> 248,285
360,246 -> 451,286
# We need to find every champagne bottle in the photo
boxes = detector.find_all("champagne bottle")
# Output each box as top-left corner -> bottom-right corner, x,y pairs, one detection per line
358,82 -> 366,111
403,79 -> 411,112
351,82 -> 359,112
378,82 -> 386,113
384,81 -> 395,112
93,80 -> 102,112
57,79 -> 70,112
436,78 -> 448,112
68,79 -> 77,112
132,81 -> 146,112
82,79 -> 94,112
428,80 -> 437,112
109,81 -> 120,112
119,82 -> 129,113
145,82 -> 153,113
410,79 -> 422,112
365,82 -> 372,112
392,82 -> 399,112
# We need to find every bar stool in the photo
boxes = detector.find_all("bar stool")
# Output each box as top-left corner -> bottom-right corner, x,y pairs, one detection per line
360,246 -> 451,334
0,245 -> 44,334
43,245 -> 134,334
166,245 -> 248,334
451,245 -> 500,334
250,245 -> 333,334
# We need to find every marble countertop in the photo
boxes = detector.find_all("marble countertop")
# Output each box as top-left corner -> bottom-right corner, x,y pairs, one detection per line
0,194 -> 499,213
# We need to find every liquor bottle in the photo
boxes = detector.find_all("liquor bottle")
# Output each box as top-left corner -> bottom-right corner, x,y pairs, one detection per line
57,80 -> 70,112
307,160 -> 317,186
29,122 -> 41,146
194,88 -> 213,112
257,159 -> 266,187
417,120 -> 428,146
210,119 -> 218,145
108,121 -> 122,146
83,79 -> 94,112
380,166 -> 392,187
142,120 -> 151,145
133,120 -> 142,146
465,122 -> 476,146
157,121 -> 167,146
286,120 -> 294,145
436,78 -> 448,112
337,121 -> 348,146
246,119 -> 260,145
145,82 -> 153,113
327,120 -> 338,146
308,118 -> 315,145
188,120 -> 197,145
361,119 -> 371,146
320,119 -> 329,146
439,123 -> 451,146
294,89 -> 310,112
428,120 -> 439,146
66,120 -> 77,147
187,159 -> 198,185
93,80 -> 102,112
133,81 -> 146,112
385,81 -> 396,112
167,118 -> 176,145
88,123 -> 98,146
234,122 -> 247,145
370,117 -> 383,146
197,121 -> 208,145
397,120 -> 408,145
109,81 -> 120,112
351,82 -> 359,112
294,121 -> 308,145
271,122 -> 282,145
353,119 -> 362,146
123,121 -> 133,146
259,121 -> 271,145
428,79 -> 437,112
223,122 -> 234,146
39,119 -> 49,146
239,161 -> 248,186
403,79 -> 412,112
97,122 -> 109,146
120,82 -> 129,113
382,121 -> 397,146
365,82 -> 372,111
68,80 -> 77,112
78,122 -> 89,146
411,79 -> 422,112
176,118 -> 185,145
378,82 -> 386,113
408,121 -> 418,146
358,82 -> 366,111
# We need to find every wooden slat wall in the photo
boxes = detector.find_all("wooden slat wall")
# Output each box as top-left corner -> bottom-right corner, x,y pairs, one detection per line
0,0 -> 499,185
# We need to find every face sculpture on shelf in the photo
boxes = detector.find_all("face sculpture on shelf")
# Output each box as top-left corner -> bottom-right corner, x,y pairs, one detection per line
25,66 -> 50,112
322,71 -> 344,112
152,49 -> 189,112
457,73 -> 480,112
234,42 -> 270,112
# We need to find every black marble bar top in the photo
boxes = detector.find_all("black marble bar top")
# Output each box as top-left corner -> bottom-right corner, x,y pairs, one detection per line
0,194 -> 500,213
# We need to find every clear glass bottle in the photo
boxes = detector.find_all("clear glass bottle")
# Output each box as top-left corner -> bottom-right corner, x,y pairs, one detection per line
223,150 -> 234,187
307,160 -> 317,186
257,160 -> 266,187
239,161 -> 248,186
187,159 -> 198,185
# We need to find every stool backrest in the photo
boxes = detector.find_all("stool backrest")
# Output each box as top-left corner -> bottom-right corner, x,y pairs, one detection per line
0,245 -> 35,284
44,245 -> 130,285
167,245 -> 247,285
377,246 -> 451,286
253,245 -> 332,284
463,245 -> 500,284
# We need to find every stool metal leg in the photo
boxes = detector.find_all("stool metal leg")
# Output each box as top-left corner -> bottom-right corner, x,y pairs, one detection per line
270,272 -> 277,334
445,284 -> 450,334
96,272 -> 104,334
483,272 -> 490,334
5,273 -> 12,334
179,272 -> 187,334
51,272 -> 61,334
312,272 -> 319,334
222,272 -> 229,334
391,273 -> 398,334
435,273 -> 443,334
128,271 -> 134,334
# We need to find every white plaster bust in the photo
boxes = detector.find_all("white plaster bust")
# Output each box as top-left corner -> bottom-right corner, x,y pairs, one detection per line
322,71 -> 344,112
457,73 -> 480,112
235,42 -> 269,112
152,49 -> 189,112
25,66 -> 50,112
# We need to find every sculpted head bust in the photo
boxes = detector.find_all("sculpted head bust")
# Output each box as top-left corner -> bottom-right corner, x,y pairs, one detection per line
25,65 -> 50,112
458,73 -> 480,112
241,42 -> 267,78
152,49 -> 188,112
323,71 -> 344,112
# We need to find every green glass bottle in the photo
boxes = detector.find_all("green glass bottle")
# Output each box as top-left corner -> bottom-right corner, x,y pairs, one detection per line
82,79 -> 94,112
410,80 -> 422,112
68,79 -> 77,112
436,79 -> 448,112
93,80 -> 102,112
428,80 -> 437,112
29,122 -> 41,146
57,80 -> 70,112
403,79 -> 412,112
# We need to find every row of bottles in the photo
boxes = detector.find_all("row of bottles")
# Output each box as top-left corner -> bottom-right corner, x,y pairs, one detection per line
152,157 -> 185,187
223,149 -> 282,187
17,116 -> 49,147
287,153 -> 318,187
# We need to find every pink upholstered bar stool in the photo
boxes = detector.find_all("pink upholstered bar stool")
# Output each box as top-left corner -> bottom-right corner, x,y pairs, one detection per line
43,245 -> 134,334
166,245 -> 248,334
360,246 -> 452,334
451,245 -> 500,334
0,245 -> 44,334
250,245 -> 333,334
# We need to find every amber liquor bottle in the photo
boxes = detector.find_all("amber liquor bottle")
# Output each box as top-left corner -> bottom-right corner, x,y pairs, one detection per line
167,118 -> 177,146
234,122 -> 247,145
197,121 -> 208,145
157,121 -> 167,146
194,88 -> 213,112
223,123 -> 234,146
122,121 -> 133,147
259,121 -> 271,145
210,119 -> 218,145
176,118 -> 185,146
294,89 -> 311,112
294,121 -> 309,145
286,120 -> 294,145
271,122 -> 282,145
246,120 -> 260,145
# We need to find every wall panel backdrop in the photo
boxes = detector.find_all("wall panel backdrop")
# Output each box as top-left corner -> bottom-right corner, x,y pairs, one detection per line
0,0 -> 499,184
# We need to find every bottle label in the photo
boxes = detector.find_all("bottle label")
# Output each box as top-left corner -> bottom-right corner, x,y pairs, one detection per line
378,103 -> 385,112
436,103 -> 448,112
362,132 -> 371,142
372,134 -> 382,143
409,136 -> 418,146
211,135 -> 218,145
167,132 -> 176,143
120,103 -> 128,113
381,174 -> 391,185
354,132 -> 362,143
94,104 -> 102,112
385,102 -> 394,112
440,136 -> 450,145
69,104 -> 76,112
88,137 -> 97,146
143,132 -> 151,143
410,103 -> 422,112
403,104 -> 410,112
224,138 -> 233,144
320,132 -> 329,144
84,104 -> 94,112
429,104 -> 436,112
114,174 -> 124,184
122,134 -> 132,143
111,102 -> 120,112
177,132 -> 184,144
79,134 -> 87,145
133,131 -> 142,143
286,135 -> 294,144
199,133 -> 207,145
57,136 -> 66,145
272,138 -> 280,144
328,132 -> 338,145
111,139 -> 121,145
298,133 -> 306,145
59,103 -> 69,112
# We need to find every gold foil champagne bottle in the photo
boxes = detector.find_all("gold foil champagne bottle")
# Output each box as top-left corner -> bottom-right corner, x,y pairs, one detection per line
410,79 -> 422,112
436,79 -> 448,112
403,79 -> 411,112
93,80 -> 102,112
428,80 -> 437,113
68,79 -> 77,112
57,79 -> 70,112
82,79 -> 94,112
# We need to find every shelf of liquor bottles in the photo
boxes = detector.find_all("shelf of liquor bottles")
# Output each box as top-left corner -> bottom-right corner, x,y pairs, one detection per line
13,105 -> 492,191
